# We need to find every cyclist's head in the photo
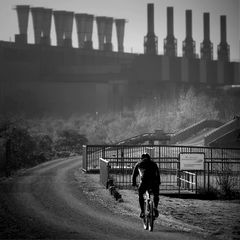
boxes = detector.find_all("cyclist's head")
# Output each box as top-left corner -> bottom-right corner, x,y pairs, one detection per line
141,153 -> 151,161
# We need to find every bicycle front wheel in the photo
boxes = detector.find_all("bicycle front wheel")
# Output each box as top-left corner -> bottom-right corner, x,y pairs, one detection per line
148,201 -> 154,231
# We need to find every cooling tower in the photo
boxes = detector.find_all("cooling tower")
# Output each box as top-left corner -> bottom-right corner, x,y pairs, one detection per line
96,16 -> 106,50
84,14 -> 94,49
217,15 -> 230,61
115,19 -> 125,52
104,17 -> 113,51
164,7 -> 177,57
41,8 -> 52,45
182,10 -> 196,58
53,11 -> 65,46
63,11 -> 74,47
31,7 -> 44,44
75,13 -> 87,48
15,5 -> 30,44
144,3 -> 158,55
200,13 -> 213,60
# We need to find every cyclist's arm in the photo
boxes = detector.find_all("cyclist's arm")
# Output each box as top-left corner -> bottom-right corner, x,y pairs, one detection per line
155,163 -> 161,185
132,163 -> 139,186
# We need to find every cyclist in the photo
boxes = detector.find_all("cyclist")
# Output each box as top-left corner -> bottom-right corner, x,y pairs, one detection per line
132,153 -> 160,218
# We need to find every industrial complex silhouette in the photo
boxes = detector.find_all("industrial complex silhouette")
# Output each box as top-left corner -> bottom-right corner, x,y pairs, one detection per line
0,3 -> 239,116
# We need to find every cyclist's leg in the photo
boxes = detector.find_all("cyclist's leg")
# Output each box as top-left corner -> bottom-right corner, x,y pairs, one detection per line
152,185 -> 160,217
138,183 -> 147,217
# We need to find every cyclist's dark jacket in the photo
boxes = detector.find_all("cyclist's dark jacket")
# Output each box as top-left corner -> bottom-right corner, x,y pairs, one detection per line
132,158 -> 160,188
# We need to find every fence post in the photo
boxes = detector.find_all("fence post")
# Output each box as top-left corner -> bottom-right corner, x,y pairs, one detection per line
207,162 -> 210,192
204,159 -> 206,191
210,148 -> 213,173
102,146 -> 106,159
178,159 -> 181,195
195,171 -> 198,194
100,158 -> 110,188
82,145 -> 87,172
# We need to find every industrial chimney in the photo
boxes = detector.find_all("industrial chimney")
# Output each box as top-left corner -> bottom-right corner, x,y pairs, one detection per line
144,3 -> 158,55
182,10 -> 196,58
200,13 -> 213,60
63,11 -> 74,47
217,15 -> 229,61
164,7 -> 177,57
104,17 -> 113,51
15,5 -> 30,44
115,19 -> 125,52
53,11 -> 65,46
96,16 -> 106,50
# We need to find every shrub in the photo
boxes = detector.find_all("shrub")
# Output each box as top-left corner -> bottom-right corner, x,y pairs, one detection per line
54,129 -> 88,154
215,167 -> 240,200
33,134 -> 54,160
2,125 -> 38,176
197,186 -> 220,200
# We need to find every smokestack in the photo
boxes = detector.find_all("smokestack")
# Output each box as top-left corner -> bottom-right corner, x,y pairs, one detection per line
31,7 -> 44,44
144,3 -> 158,55
75,13 -> 87,48
96,16 -> 106,50
148,3 -> 154,34
164,7 -> 177,57
53,11 -> 65,46
115,19 -> 125,52
204,13 -> 209,40
220,15 -> 227,42
186,10 -> 192,38
182,10 -> 196,58
167,7 -> 173,36
200,13 -> 213,60
84,14 -> 94,49
63,11 -> 74,47
104,17 -> 113,51
15,5 -> 30,44
41,8 -> 52,45
217,15 -> 229,61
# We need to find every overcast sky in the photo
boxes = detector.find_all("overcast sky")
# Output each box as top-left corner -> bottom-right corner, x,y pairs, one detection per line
0,0 -> 239,61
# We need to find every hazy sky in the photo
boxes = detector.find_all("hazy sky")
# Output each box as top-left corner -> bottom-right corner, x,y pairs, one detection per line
0,0 -> 239,61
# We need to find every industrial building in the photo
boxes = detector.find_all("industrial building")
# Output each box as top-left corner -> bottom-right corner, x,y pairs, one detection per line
0,4 -> 239,116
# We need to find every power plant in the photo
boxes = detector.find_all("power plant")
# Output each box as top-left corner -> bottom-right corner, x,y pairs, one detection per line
0,3 -> 239,116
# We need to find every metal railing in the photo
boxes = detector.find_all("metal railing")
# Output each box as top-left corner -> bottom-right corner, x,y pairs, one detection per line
177,171 -> 197,193
84,144 -> 240,193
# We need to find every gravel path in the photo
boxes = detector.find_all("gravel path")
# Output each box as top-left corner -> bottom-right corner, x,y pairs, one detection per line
0,157 -> 206,240
77,171 -> 240,240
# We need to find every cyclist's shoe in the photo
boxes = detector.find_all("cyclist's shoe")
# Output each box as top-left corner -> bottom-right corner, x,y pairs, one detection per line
140,212 -> 145,218
154,208 -> 159,218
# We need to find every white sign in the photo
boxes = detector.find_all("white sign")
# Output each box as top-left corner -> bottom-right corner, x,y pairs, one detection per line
179,153 -> 204,170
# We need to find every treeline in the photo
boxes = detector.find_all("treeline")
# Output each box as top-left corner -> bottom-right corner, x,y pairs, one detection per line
0,120 -> 88,177
0,87 -> 239,176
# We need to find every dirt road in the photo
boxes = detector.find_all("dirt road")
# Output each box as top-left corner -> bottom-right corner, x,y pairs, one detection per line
0,157 -> 206,240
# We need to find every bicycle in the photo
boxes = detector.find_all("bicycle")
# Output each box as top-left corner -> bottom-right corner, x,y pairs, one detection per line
143,189 -> 155,231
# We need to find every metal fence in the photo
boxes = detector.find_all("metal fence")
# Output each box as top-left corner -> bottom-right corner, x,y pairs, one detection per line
83,144 -> 240,193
